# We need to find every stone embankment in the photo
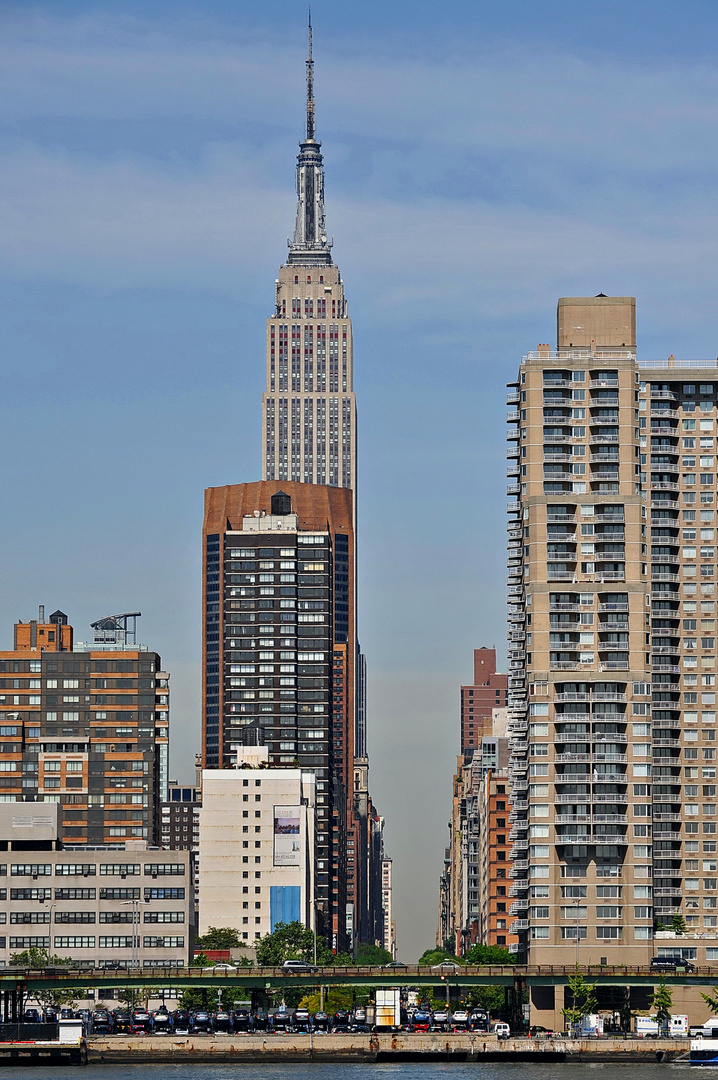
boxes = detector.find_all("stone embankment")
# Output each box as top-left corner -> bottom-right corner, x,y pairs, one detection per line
88,1033 -> 691,1063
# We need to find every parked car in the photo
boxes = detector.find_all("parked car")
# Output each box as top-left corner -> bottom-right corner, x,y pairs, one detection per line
271,1010 -> 291,1033
431,1009 -> 450,1032
253,1011 -> 269,1032
331,1010 -> 351,1033
192,1010 -> 213,1034
172,1009 -> 191,1035
232,1008 -> 253,1033
113,1010 -> 132,1035
469,1009 -> 490,1033
411,1010 -> 432,1033
213,1010 -> 232,1033
131,1009 -> 152,1035
451,1010 -> 470,1032
352,1007 -> 369,1032
23,1008 -> 42,1024
92,1009 -> 113,1035
312,1011 -> 330,1032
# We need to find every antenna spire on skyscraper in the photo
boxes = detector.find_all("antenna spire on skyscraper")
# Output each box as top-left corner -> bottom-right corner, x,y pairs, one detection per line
306,7 -> 315,141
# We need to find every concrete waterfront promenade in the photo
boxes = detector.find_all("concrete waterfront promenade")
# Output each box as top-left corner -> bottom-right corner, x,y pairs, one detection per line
87,1033 -> 692,1063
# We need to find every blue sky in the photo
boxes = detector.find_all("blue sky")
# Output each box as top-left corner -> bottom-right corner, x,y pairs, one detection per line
3,0 -> 718,959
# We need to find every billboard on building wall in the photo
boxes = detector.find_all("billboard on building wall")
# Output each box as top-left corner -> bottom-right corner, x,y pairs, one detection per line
273,805 -> 302,866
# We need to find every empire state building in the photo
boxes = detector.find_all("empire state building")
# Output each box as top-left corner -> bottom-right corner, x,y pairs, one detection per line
261,23 -> 356,492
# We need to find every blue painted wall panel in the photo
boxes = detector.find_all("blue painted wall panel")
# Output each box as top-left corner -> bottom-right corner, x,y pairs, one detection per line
270,885 -> 301,930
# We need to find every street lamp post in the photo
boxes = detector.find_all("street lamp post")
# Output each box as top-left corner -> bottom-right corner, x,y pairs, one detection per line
120,900 -> 150,970
37,896 -> 55,954
571,901 -> 582,967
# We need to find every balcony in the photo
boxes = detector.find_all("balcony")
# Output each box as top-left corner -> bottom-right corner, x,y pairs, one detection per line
593,692 -> 627,702
594,512 -> 625,521
653,813 -> 682,821
590,434 -> 620,444
650,409 -> 679,419
507,465 -> 520,477
555,753 -> 591,763
509,899 -> 529,914
510,800 -> 529,812
651,389 -> 677,400
593,752 -> 628,762
546,531 -> 576,541
510,919 -> 530,933
506,411 -> 520,421
507,393 -> 520,405
594,572 -> 626,582
590,453 -> 621,463
509,882 -> 528,897
557,814 -> 591,824
593,834 -> 628,845
593,793 -> 628,804
547,574 -> 577,583
651,482 -> 680,491
507,485 -> 521,496
554,692 -> 590,701
510,862 -> 529,876
590,380 -> 620,389
593,814 -> 628,823
599,662 -> 630,671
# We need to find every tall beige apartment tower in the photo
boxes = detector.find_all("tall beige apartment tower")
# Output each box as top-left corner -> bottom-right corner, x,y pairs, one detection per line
507,296 -> 651,969
261,22 -> 356,492
509,296 -> 718,992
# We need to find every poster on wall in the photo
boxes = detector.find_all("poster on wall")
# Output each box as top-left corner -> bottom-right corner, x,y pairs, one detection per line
273,805 -> 302,866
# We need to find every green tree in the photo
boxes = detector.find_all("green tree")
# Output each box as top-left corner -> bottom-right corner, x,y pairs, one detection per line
298,987 -> 353,1014
462,943 -> 516,966
651,977 -> 673,1036
195,927 -> 244,950
255,920 -> 332,966
562,968 -> 598,1034
701,987 -> 718,1014
670,914 -> 688,936
418,947 -> 459,966
464,986 -> 506,1014
10,948 -> 81,1009
355,944 -> 392,966
179,986 -> 248,1011
10,946 -> 70,970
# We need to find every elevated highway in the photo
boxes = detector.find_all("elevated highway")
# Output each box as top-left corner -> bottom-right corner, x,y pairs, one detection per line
2,963 -> 717,993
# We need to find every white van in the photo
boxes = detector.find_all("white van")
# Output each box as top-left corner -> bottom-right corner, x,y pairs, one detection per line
492,1022 -> 510,1039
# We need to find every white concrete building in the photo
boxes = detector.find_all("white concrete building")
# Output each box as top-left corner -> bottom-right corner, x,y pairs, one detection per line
199,750 -> 315,943
0,803 -> 193,970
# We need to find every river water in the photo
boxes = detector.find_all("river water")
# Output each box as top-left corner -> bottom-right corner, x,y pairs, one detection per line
21,1065 -> 696,1080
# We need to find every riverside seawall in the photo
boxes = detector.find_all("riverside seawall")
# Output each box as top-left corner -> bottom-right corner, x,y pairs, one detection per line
87,1034 -> 692,1063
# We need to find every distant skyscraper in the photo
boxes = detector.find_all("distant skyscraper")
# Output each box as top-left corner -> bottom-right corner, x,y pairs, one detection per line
261,20 -> 356,491
201,480 -> 355,949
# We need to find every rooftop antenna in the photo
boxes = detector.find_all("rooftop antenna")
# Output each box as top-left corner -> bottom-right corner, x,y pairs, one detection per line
306,7 -> 315,141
